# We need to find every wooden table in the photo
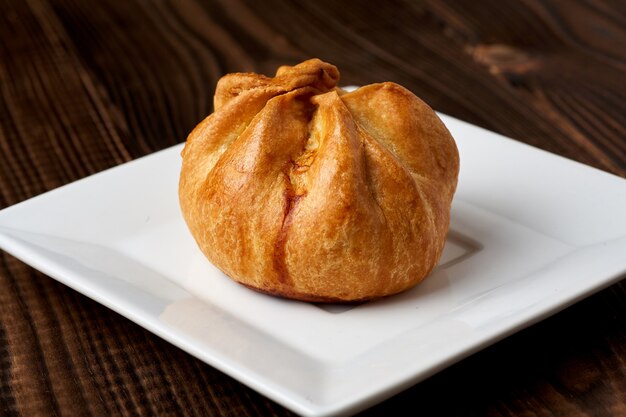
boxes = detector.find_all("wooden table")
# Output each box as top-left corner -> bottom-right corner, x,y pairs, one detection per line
1,1 -> 625,415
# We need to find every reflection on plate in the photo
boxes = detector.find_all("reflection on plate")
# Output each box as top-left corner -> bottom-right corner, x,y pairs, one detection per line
1,114 -> 625,417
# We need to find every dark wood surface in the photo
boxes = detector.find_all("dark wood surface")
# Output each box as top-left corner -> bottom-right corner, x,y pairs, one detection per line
1,0 -> 625,415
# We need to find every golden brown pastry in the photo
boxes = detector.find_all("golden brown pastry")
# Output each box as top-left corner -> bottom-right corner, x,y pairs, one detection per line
179,59 -> 459,302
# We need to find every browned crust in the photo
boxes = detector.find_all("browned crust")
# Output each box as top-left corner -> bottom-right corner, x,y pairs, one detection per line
272,185 -> 305,285
179,59 -> 459,303
239,282 -> 379,304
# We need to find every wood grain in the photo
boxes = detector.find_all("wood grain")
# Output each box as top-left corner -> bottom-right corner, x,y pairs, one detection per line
0,0 -> 624,416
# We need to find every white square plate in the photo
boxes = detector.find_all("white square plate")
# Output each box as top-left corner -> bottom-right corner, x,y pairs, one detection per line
1,115 -> 625,417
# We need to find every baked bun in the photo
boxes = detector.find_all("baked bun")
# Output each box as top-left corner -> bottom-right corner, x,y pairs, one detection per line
179,59 -> 459,302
